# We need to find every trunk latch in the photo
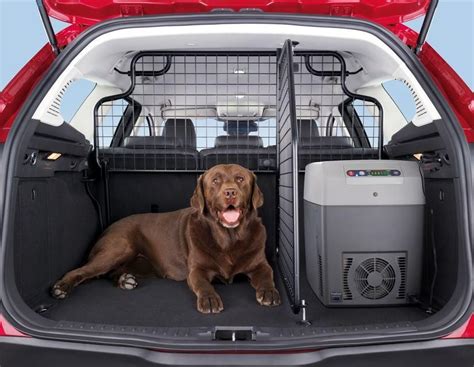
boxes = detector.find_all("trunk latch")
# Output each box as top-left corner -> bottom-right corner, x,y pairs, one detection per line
213,327 -> 255,341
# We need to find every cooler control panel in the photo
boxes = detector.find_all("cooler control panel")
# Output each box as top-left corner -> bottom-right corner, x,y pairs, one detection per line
346,169 -> 401,177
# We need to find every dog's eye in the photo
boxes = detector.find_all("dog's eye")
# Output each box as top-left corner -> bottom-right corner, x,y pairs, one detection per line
236,176 -> 244,183
212,178 -> 219,185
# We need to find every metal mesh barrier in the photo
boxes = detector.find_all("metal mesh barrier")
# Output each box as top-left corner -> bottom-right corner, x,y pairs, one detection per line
95,52 -> 277,172
94,51 -> 381,173
293,52 -> 382,170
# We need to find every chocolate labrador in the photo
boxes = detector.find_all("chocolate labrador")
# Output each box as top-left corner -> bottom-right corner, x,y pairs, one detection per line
52,164 -> 280,313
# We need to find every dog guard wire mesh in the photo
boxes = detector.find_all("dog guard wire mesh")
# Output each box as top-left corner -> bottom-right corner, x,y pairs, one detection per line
293,51 -> 382,168
94,51 -> 381,173
93,48 -> 383,313
95,52 -> 278,172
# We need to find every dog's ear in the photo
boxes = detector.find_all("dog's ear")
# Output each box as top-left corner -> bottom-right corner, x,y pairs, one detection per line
191,174 -> 206,213
251,173 -> 264,210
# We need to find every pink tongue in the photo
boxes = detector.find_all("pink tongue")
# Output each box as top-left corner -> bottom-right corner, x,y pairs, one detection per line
222,209 -> 240,223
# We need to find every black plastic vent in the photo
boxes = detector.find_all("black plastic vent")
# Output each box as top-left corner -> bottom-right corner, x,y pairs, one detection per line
342,257 -> 353,300
397,256 -> 407,299
354,258 -> 396,300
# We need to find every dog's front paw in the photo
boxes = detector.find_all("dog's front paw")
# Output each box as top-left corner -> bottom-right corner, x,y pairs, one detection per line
51,281 -> 72,299
256,287 -> 281,306
118,273 -> 138,290
197,293 -> 224,314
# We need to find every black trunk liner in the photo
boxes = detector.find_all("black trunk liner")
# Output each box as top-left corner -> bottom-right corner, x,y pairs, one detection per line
41,269 -> 429,328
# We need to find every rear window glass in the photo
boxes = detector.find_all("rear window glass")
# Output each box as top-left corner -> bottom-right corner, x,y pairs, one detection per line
383,80 -> 417,123
60,79 -> 96,123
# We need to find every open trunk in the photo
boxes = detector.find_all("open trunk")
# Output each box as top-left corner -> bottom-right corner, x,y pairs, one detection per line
1,14 -> 471,351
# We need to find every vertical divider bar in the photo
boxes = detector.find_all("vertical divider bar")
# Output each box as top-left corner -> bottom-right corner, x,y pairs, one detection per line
277,40 -> 301,313
275,50 -> 282,262
289,41 -> 301,312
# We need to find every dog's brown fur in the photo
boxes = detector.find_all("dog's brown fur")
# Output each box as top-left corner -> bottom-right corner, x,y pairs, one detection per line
52,164 -> 280,313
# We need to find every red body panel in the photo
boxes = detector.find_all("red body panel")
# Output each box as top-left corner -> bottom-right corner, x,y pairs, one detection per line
43,0 -> 429,26
445,314 -> 474,339
0,44 -> 55,143
0,315 -> 27,337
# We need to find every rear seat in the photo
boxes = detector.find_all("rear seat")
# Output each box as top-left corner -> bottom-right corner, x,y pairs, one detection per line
297,119 -> 378,169
100,117 -> 377,171
100,118 -> 199,170
200,135 -> 276,170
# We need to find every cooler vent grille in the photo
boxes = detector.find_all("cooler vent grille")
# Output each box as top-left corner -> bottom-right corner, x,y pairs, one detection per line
397,256 -> 407,299
354,258 -> 396,300
342,257 -> 353,300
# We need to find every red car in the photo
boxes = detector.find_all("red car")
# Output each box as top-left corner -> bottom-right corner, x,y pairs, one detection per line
0,0 -> 473,366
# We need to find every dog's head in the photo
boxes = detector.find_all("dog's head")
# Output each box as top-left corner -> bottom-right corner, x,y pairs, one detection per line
190,164 -> 263,228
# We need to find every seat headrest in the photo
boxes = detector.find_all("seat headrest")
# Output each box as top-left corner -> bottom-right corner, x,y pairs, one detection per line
299,136 -> 353,148
163,119 -> 196,149
298,119 -> 320,138
124,136 -> 183,149
224,121 -> 258,135
214,135 -> 264,148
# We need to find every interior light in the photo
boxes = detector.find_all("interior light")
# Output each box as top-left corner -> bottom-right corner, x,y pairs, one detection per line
46,152 -> 62,161
233,69 -> 246,74
235,95 -> 246,99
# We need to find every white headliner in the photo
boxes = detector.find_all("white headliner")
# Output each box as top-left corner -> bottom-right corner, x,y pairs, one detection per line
33,23 -> 440,128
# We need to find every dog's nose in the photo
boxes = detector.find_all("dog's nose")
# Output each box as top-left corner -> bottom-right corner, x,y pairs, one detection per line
224,188 -> 237,199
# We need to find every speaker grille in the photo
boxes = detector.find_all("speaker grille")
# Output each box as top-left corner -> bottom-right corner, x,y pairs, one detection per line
354,258 -> 396,300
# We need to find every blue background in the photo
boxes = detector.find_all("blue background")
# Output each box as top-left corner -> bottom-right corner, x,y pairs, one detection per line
1,0 -> 472,90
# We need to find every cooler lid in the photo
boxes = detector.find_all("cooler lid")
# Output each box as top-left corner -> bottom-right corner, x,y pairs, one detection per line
304,160 -> 426,206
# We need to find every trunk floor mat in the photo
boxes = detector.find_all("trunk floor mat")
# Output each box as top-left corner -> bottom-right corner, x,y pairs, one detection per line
41,270 -> 429,328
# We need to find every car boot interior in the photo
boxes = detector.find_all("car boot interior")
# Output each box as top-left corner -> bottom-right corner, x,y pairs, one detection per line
2,17 -> 471,349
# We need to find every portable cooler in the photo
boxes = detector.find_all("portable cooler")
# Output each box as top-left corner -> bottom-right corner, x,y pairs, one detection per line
304,160 -> 425,306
